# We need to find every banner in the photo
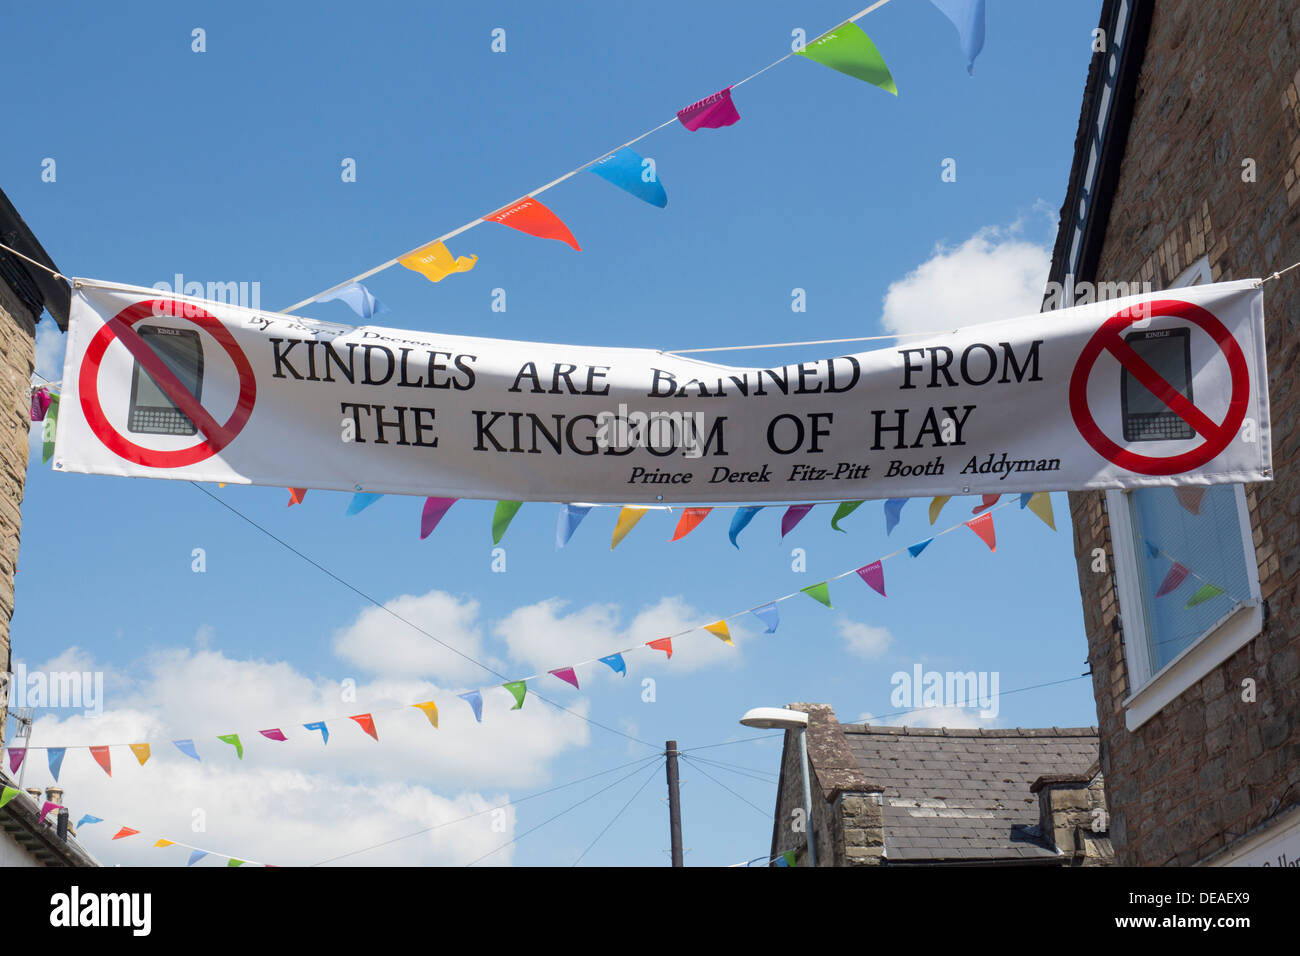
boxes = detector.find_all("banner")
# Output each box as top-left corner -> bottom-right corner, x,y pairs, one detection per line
54,278 -> 1271,502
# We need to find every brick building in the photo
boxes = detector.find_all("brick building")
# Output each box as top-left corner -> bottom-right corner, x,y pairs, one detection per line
1047,0 -> 1300,865
768,704 -> 1112,866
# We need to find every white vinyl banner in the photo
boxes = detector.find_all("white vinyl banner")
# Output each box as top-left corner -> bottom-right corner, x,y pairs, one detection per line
54,277 -> 1271,503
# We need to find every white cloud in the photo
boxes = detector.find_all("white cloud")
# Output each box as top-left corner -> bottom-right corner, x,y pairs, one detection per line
332,591 -> 501,683
836,618 -> 893,659
858,706 -> 999,730
880,218 -> 1053,335
34,316 -> 65,383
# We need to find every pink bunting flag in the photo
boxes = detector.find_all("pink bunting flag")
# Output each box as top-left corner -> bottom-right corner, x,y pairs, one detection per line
677,87 -> 741,130
781,504 -> 814,539
259,729 -> 288,742
966,512 -> 997,552
1155,562 -> 1191,597
856,560 -> 886,597
7,748 -> 24,774
1174,486 -> 1206,515
89,745 -> 112,777
421,497 -> 457,539
38,801 -> 64,825
549,667 -> 581,690
349,713 -> 379,741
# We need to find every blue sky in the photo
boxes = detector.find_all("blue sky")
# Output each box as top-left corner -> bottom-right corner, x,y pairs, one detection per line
2,0 -> 1103,866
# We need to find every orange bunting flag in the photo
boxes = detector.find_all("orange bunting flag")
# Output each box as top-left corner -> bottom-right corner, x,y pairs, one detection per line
966,512 -> 997,552
112,827 -> 139,840
1174,486 -> 1206,515
399,240 -> 478,283
349,713 -> 379,741
487,197 -> 581,250
129,743 -> 151,766
89,745 -> 112,777
412,700 -> 439,729
611,506 -> 649,549
671,507 -> 712,541
647,637 -> 673,658
703,620 -> 733,646
287,488 -> 307,507
154,839 -> 175,848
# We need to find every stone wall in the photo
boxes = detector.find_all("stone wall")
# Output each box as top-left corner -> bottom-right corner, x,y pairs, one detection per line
1070,0 -> 1300,865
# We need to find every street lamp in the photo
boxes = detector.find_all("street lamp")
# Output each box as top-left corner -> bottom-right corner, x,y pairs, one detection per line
740,706 -> 816,867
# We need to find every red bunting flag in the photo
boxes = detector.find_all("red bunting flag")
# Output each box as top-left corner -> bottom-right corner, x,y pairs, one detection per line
487,197 -> 581,250
1174,486 -> 1206,515
549,667 -> 581,690
671,507 -> 712,541
971,494 -> 1000,514
647,637 -> 673,659
966,512 -> 997,552
112,827 -> 139,840
1155,562 -> 1191,597
89,745 -> 112,777
287,488 -> 307,507
349,713 -> 379,741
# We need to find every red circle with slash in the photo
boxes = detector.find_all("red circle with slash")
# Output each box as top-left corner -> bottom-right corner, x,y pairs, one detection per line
79,299 -> 257,467
1068,298 -> 1249,476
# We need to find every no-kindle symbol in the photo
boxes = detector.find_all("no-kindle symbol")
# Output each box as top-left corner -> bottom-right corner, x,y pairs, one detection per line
1069,299 -> 1249,476
78,299 -> 257,467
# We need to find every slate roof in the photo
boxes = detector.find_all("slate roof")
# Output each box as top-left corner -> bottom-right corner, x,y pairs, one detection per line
840,724 -> 1100,863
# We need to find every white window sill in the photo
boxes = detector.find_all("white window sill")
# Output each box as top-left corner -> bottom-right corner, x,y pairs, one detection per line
1123,601 -> 1263,731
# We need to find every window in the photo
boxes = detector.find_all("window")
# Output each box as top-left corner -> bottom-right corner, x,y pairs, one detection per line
1105,256 -> 1263,730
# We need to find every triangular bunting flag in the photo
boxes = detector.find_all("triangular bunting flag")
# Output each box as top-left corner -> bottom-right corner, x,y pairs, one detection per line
112,827 -> 139,840
929,496 -> 950,525
493,501 -> 523,544
346,492 -> 382,516
704,620 -> 733,646
421,497 -> 457,539
316,282 -> 389,318
971,494 -> 1000,514
30,386 -> 51,422
228,858 -> 245,867
557,504 -> 593,548
1155,562 -> 1191,597
154,838 -> 176,848
41,393 -> 59,464
0,786 -> 20,809
1026,492 -> 1056,530
856,561 -> 886,597
459,690 -> 484,723
1186,583 -> 1226,608
1174,486 -> 1206,515
129,743 -> 151,766
304,721 -> 330,744
38,802 -> 63,825
611,506 -> 648,549
647,637 -> 673,659
549,667 -> 581,690
930,0 -> 986,74
884,498 -> 907,534
908,538 -> 934,557
399,240 -> 479,282
187,850 -> 208,867
287,487 -> 307,507
782,849 -> 797,867
259,729 -> 288,742
48,748 -> 65,781
487,197 -> 581,250
677,87 -> 741,130
966,512 -> 997,552
751,603 -> 780,634
349,713 -> 379,740
781,504 -> 814,539
7,748 -> 24,774
831,500 -> 863,532
413,700 -> 439,728
1019,493 -> 1033,509
728,507 -> 761,548
671,507 -> 712,541
797,22 -> 898,94
801,582 -> 833,608
218,734 -> 244,760
89,745 -> 112,777
590,147 -> 668,207
76,813 -> 102,828
503,681 -> 528,710
600,654 -> 627,676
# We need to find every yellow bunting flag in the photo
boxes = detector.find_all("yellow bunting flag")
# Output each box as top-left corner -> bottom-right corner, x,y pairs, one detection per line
129,743 -> 151,766
611,507 -> 649,549
412,700 -> 439,729
154,839 -> 175,848
928,496 -> 951,525
399,241 -> 478,283
704,620 -> 733,646
1026,492 -> 1056,530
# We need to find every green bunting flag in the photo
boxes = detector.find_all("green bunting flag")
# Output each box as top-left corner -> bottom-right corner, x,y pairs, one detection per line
42,392 -> 60,464
797,23 -> 898,95
782,850 -> 797,867
1185,583 -> 1225,608
217,733 -> 244,760
492,501 -> 523,544
801,582 -> 833,608
0,786 -> 19,809
831,501 -> 863,532
503,680 -> 527,710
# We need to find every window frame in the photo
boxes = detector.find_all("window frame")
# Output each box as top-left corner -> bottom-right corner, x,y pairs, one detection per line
1105,255 -> 1263,730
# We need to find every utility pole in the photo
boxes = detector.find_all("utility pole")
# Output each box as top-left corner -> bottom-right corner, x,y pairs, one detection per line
665,740 -> 683,867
